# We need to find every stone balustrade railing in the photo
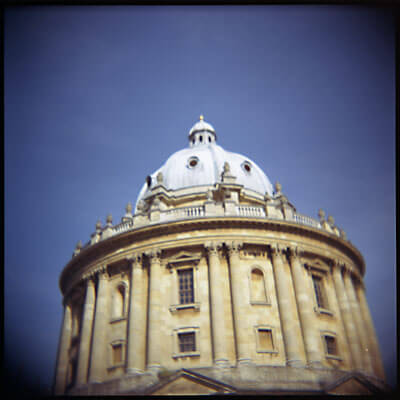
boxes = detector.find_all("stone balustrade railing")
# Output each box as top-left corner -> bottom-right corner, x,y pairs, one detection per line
237,205 -> 266,217
292,212 -> 322,229
76,205 -> 342,255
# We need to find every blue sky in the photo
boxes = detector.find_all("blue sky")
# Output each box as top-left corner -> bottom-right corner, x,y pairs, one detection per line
4,5 -> 395,393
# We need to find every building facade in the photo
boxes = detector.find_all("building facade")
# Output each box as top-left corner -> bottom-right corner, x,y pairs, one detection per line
54,117 -> 388,395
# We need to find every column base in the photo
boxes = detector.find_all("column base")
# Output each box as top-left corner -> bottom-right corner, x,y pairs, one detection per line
126,367 -> 145,375
237,358 -> 253,366
307,360 -> 324,369
147,365 -> 162,375
215,358 -> 230,368
287,359 -> 305,368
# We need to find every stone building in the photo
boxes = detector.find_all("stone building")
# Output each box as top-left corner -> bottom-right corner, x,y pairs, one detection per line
54,117 -> 388,395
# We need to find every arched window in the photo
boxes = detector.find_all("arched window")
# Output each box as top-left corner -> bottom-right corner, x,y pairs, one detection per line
112,283 -> 127,319
250,268 -> 267,304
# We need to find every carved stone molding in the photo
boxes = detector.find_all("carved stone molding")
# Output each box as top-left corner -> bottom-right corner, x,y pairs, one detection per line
226,240 -> 243,256
204,241 -> 223,256
287,245 -> 304,260
145,248 -> 162,263
127,253 -> 142,267
270,243 -> 285,257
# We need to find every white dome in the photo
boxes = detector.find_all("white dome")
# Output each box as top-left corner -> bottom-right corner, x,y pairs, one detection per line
135,118 -> 274,208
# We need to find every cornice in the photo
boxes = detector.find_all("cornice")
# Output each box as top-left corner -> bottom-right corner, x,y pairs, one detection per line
59,217 -> 365,294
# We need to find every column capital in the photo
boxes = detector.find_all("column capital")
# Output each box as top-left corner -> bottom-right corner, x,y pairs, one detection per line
204,241 -> 223,255
287,245 -> 305,260
226,240 -> 243,256
145,248 -> 161,262
127,253 -> 142,265
270,243 -> 285,257
94,265 -> 108,279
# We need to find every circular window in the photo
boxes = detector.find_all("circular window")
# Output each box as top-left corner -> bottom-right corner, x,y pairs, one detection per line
187,156 -> 199,169
241,161 -> 252,174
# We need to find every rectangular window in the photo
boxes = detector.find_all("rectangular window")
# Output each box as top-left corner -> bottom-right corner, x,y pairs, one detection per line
178,332 -> 196,353
258,329 -> 274,351
112,343 -> 123,365
324,335 -> 337,356
178,269 -> 194,304
312,275 -> 327,309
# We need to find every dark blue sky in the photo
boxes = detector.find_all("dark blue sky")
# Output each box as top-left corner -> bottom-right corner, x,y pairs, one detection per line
4,5 -> 395,393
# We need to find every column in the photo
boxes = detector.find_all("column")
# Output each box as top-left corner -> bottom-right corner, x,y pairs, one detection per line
146,249 -> 162,372
356,282 -> 386,380
76,278 -> 96,385
227,241 -> 251,365
343,269 -> 374,373
205,242 -> 229,366
270,244 -> 305,367
288,246 -> 322,367
332,262 -> 361,369
127,254 -> 146,374
88,268 -> 109,383
54,302 -> 72,395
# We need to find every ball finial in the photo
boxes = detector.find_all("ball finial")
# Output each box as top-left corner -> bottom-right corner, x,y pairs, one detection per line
199,115 -> 204,121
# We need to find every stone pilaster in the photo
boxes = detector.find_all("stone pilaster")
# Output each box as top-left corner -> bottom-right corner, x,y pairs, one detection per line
146,249 -> 162,373
355,281 -> 386,380
205,241 -> 229,366
343,269 -> 374,373
88,267 -> 109,383
226,241 -> 251,365
126,253 -> 146,374
270,244 -> 305,367
288,246 -> 322,368
54,302 -> 72,395
331,261 -> 360,369
76,278 -> 95,385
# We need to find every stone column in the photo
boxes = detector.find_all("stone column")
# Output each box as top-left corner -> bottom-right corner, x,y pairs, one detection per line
76,278 -> 96,385
126,254 -> 146,374
343,269 -> 374,373
146,249 -> 162,373
270,244 -> 305,367
205,242 -> 229,366
355,282 -> 386,380
88,268 -> 109,383
288,246 -> 322,367
331,262 -> 361,370
54,302 -> 72,395
227,241 -> 251,365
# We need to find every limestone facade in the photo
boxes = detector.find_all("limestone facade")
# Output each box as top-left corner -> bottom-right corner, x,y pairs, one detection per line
54,118 -> 387,395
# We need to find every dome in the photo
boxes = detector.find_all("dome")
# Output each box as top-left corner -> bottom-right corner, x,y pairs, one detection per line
136,117 -> 274,208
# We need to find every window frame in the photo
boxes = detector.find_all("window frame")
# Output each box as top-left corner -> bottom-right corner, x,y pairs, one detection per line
306,263 -> 333,316
167,253 -> 201,313
321,331 -> 341,361
254,325 -> 278,354
248,266 -> 271,305
172,326 -> 200,359
110,280 -> 129,323
108,339 -> 126,369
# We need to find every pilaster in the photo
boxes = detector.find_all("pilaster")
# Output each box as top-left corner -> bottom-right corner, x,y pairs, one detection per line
146,249 -> 162,373
226,241 -> 251,365
343,267 -> 373,373
270,244 -> 305,367
205,241 -> 229,367
76,278 -> 95,385
355,280 -> 386,380
54,302 -> 72,395
288,246 -> 322,368
126,253 -> 146,374
88,267 -> 109,383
